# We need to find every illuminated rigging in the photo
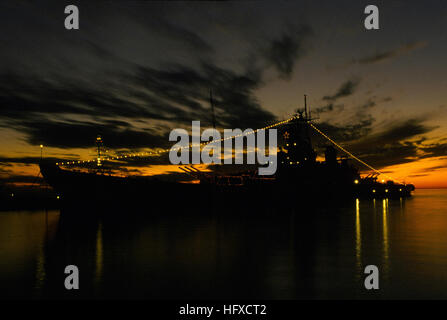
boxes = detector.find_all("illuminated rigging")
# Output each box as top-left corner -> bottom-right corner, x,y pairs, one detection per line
54,113 -> 403,184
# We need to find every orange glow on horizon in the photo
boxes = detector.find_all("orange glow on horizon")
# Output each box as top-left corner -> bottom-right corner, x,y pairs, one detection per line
373,156 -> 447,189
1,155 -> 447,190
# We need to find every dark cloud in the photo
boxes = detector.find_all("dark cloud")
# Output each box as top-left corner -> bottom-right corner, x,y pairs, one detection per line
367,118 -> 436,145
323,79 -> 360,102
355,41 -> 428,64
354,141 -> 420,169
419,162 -> 447,172
420,143 -> 447,159
19,118 -> 170,150
359,99 -> 376,110
340,118 -> 435,169
314,103 -> 344,115
132,62 -> 275,129
0,72 -> 182,123
314,79 -> 365,117
263,25 -> 312,79
312,118 -> 374,146
353,99 -> 377,121
310,117 -> 440,170
0,60 -> 275,149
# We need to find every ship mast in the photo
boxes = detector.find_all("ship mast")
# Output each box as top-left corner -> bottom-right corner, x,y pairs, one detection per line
304,94 -> 308,119
96,135 -> 103,167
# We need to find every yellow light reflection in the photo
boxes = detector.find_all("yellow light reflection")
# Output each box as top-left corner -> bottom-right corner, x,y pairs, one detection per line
382,199 -> 389,274
355,198 -> 362,276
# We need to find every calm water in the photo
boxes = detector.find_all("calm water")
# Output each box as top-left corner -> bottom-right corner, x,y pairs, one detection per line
1,189 -> 447,299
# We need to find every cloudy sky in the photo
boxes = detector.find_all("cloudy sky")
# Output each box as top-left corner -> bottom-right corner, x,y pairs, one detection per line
1,0 -> 447,189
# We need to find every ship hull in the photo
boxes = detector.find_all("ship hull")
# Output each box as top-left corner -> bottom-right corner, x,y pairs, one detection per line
40,163 -> 205,210
40,163 -> 413,214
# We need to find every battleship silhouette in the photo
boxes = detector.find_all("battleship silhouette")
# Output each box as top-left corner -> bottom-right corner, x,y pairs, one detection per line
40,97 -> 414,211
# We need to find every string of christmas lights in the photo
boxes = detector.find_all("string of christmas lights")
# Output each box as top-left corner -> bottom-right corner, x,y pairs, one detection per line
56,116 -> 296,166
309,122 -> 403,184
55,115 -> 403,184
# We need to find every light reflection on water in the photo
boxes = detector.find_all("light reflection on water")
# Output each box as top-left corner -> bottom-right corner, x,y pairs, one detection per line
355,198 -> 361,281
382,199 -> 389,280
1,189 -> 447,299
